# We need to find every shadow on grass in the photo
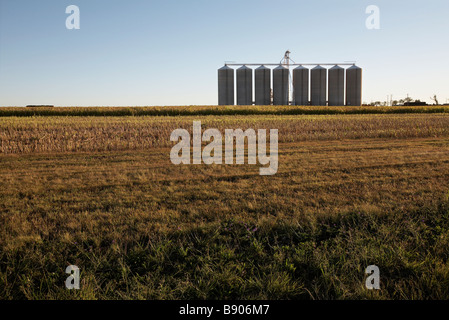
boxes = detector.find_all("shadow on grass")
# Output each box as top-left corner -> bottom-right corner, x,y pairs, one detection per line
1,200 -> 448,299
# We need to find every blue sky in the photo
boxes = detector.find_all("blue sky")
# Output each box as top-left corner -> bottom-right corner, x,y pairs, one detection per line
0,0 -> 448,106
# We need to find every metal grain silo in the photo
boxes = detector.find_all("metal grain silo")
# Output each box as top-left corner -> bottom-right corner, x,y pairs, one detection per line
218,65 -> 234,105
237,65 -> 253,105
293,66 -> 309,106
311,65 -> 327,106
328,65 -> 345,106
255,65 -> 271,105
273,65 -> 289,105
346,65 -> 362,106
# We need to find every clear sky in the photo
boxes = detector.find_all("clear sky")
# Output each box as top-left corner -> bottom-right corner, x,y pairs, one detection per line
0,0 -> 448,106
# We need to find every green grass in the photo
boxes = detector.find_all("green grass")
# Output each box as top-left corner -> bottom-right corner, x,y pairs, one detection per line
2,201 -> 448,299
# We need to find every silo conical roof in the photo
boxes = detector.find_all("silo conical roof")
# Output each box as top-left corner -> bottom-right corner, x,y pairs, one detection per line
274,65 -> 288,70
330,65 -> 344,70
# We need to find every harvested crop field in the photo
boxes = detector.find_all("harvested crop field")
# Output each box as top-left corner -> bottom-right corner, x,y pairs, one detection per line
1,106 -> 448,300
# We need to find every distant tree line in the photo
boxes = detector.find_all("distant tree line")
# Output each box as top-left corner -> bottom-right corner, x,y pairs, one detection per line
364,94 -> 443,107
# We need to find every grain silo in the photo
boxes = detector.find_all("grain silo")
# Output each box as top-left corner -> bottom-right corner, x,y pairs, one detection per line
273,65 -> 289,105
218,51 -> 362,107
311,65 -> 327,106
255,65 -> 271,105
293,65 -> 309,106
328,65 -> 345,106
218,65 -> 235,105
237,66 -> 253,105
346,65 -> 362,106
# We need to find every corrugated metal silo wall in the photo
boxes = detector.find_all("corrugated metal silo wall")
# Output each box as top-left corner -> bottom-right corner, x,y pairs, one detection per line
255,66 -> 271,105
328,66 -> 345,106
218,66 -> 234,105
346,66 -> 362,106
273,66 -> 289,105
311,66 -> 327,106
237,66 -> 253,105
293,66 -> 309,106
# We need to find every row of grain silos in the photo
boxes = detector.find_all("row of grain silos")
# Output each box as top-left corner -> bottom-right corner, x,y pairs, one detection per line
218,65 -> 362,106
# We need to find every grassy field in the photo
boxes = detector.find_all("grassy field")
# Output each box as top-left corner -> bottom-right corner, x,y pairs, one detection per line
1,106 -> 449,299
